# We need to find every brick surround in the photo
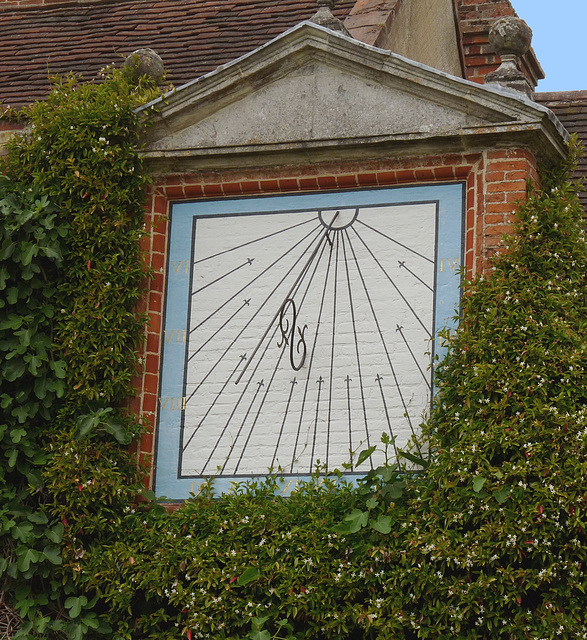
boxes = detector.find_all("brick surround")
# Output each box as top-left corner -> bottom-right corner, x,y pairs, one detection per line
133,148 -> 538,485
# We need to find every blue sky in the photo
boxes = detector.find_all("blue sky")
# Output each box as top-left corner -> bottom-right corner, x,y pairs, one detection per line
512,0 -> 586,93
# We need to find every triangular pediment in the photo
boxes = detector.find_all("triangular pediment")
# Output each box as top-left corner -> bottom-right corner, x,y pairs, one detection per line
140,21 -> 567,170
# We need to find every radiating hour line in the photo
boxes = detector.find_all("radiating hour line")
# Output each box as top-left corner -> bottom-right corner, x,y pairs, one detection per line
189,223 -> 323,334
271,377 -> 298,470
326,231 -> 341,469
199,319 -> 282,475
375,373 -> 401,468
345,374 -> 353,470
309,376 -> 326,471
349,226 -> 432,339
340,233 -> 372,466
356,219 -> 434,263
344,228 -> 419,441
193,216 -> 317,265
396,324 -> 432,390
185,226 -> 325,403
217,379 -> 266,476
290,231 -> 338,473
181,354 -> 246,453
191,258 -> 254,296
233,340 -> 288,475
188,299 -> 250,362
398,260 -> 433,292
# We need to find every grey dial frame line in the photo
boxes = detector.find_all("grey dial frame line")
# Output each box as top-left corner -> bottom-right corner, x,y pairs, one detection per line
235,210 -> 340,384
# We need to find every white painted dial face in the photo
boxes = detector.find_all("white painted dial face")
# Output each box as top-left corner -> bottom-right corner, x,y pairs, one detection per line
156,186 -> 464,498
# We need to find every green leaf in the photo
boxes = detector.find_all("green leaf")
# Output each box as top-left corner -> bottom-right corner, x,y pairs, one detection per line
473,476 -> 487,493
251,616 -> 270,629
381,480 -> 406,501
356,446 -> 377,467
65,596 -> 88,619
39,245 -> 61,260
365,496 -> 379,510
10,427 -> 27,442
75,414 -> 100,440
371,515 -> 392,534
12,521 -> 33,542
399,450 -> 429,468
17,548 -> 39,572
45,522 -> 64,544
3,359 -> 26,382
0,267 -> 8,290
27,511 -> 48,525
102,418 -> 132,445
0,314 -> 23,330
21,243 -> 38,266
7,447 -> 18,468
494,486 -> 511,504
336,508 -> 368,534
42,545 -> 62,565
50,360 -> 66,379
237,567 -> 260,586
249,630 -> 271,640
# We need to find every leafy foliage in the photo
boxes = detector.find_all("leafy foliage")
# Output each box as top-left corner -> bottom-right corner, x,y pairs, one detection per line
362,140 -> 587,639
0,70 -> 161,638
0,179 -> 68,639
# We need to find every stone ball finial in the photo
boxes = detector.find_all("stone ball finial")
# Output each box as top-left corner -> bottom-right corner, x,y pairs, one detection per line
485,16 -> 534,99
489,16 -> 532,58
309,0 -> 351,36
124,48 -> 165,84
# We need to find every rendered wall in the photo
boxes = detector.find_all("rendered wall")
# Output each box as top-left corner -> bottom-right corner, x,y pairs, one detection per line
384,0 -> 462,77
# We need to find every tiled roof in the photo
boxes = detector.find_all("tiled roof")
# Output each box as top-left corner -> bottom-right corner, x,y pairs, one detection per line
0,0 -> 355,109
536,91 -> 587,210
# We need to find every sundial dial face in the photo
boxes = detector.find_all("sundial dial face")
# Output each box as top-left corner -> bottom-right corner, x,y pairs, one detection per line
155,185 -> 464,498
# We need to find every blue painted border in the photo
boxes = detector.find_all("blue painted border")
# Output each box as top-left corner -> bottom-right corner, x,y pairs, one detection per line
154,184 -> 464,499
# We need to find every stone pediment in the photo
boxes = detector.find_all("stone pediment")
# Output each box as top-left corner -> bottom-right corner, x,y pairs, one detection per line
139,21 -> 567,171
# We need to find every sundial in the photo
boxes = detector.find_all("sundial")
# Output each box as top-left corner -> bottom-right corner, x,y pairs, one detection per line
155,185 -> 464,498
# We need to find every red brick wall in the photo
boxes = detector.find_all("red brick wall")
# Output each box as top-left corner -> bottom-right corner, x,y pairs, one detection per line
456,0 -> 543,87
457,0 -> 516,84
132,148 -> 538,483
